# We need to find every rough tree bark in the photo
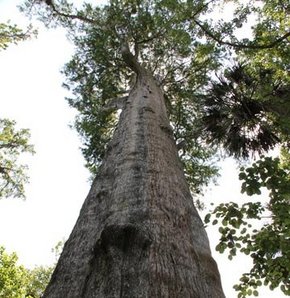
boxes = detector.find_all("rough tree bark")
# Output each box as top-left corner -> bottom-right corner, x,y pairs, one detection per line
43,48 -> 225,297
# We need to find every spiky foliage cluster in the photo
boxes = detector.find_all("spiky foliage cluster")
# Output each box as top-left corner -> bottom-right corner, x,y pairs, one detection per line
201,64 -> 290,158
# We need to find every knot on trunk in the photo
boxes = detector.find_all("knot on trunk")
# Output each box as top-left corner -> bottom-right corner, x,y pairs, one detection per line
100,223 -> 152,252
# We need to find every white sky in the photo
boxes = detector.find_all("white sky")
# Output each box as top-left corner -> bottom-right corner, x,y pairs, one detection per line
0,1 -> 285,297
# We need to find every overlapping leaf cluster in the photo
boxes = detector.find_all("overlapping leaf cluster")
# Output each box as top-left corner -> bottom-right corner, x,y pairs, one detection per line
0,245 -> 60,298
0,22 -> 36,50
206,154 -> 290,296
0,119 -> 35,199
0,20 -> 36,199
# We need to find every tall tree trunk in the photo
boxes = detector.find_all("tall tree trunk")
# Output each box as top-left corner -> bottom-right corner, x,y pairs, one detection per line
44,63 -> 225,297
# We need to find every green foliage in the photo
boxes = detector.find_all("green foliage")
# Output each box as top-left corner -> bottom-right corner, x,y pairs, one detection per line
21,0 -> 221,192
0,247 -> 53,298
206,153 -> 290,296
197,0 -> 290,158
0,18 -> 36,200
0,246 -> 28,298
25,266 -> 53,298
200,64 -> 290,157
51,239 -> 65,263
0,119 -> 35,199
0,243 -> 64,298
201,7 -> 290,293
0,22 -> 36,50
241,0 -> 290,80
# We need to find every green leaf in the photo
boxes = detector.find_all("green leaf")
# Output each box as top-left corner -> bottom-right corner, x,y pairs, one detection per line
204,213 -> 211,224
241,227 -> 247,234
239,172 -> 247,180
222,219 -> 228,226
212,219 -> 218,225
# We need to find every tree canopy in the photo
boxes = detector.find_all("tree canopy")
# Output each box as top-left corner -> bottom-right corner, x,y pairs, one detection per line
22,0 -> 225,194
20,0 -> 290,296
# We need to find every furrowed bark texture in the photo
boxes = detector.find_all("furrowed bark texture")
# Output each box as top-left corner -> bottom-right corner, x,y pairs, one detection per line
44,68 -> 225,297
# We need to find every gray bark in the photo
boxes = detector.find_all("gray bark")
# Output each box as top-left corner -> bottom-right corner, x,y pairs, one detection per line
43,65 -> 225,297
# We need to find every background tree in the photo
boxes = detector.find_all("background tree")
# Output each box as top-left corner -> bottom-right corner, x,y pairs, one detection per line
25,266 -> 54,298
206,152 -> 290,297
199,1 -> 290,296
0,243 -> 63,298
0,119 -> 34,199
0,246 -> 52,298
0,21 -> 35,199
0,246 -> 28,298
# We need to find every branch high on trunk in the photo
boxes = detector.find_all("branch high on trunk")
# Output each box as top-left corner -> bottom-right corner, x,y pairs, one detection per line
120,41 -> 143,75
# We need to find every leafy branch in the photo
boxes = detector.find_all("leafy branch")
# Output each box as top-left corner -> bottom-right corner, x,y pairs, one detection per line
205,155 -> 290,297
0,119 -> 34,199
39,0 -> 97,24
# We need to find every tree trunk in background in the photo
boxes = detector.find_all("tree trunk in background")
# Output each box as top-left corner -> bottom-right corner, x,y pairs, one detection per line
43,67 -> 225,297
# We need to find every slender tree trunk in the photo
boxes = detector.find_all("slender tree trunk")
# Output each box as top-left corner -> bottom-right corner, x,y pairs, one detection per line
44,64 -> 225,297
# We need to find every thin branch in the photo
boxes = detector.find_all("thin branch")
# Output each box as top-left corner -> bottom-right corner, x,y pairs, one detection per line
0,32 -> 27,40
191,0 -> 216,19
136,29 -> 167,45
45,0 -> 97,24
133,41 -> 139,58
120,42 -> 142,74
194,19 -> 290,50
0,165 -> 11,175
0,143 -> 19,149
0,180 -> 9,195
